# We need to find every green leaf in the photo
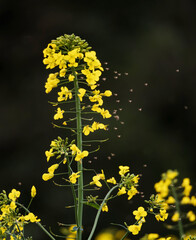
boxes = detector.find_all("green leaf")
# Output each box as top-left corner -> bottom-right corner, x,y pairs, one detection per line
83,201 -> 100,210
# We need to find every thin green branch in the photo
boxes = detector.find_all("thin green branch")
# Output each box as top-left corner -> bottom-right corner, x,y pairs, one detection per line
87,184 -> 119,240
15,202 -> 56,240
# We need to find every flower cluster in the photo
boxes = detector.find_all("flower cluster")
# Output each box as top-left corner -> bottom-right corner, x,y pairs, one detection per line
87,166 -> 139,213
42,139 -> 89,182
127,206 -> 147,235
154,170 -> 196,229
154,169 -> 179,199
43,34 -> 112,120
0,188 -> 40,240
127,194 -> 169,236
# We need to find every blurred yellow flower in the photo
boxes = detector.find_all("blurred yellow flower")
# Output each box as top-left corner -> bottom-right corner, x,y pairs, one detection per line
187,211 -> 196,222
147,233 -> 159,240
171,212 -> 179,222
95,232 -> 114,240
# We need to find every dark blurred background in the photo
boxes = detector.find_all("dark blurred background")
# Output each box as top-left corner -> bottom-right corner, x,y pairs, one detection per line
1,0 -> 196,239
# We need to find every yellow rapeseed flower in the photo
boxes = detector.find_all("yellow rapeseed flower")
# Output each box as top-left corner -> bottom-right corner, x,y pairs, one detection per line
58,86 -> 72,102
187,211 -> 196,222
119,166 -> 130,176
83,125 -> 94,136
133,206 -> 147,220
181,196 -> 191,204
9,201 -> 16,210
100,109 -> 112,118
8,189 -> 21,202
127,186 -> 138,200
42,173 -> 54,181
107,177 -> 117,185
182,178 -> 190,187
31,185 -> 36,198
171,211 -> 179,222
48,164 -> 59,174
102,90 -> 112,97
45,148 -> 54,162
59,68 -> 67,77
54,107 -> 65,120
90,175 -> 102,187
69,172 -> 80,184
117,187 -> 126,196
45,73 -> 60,93
91,104 -> 102,113
147,233 -> 159,240
166,170 -> 178,180
155,209 -> 168,222
43,43 -> 56,58
68,74 -> 75,81
78,88 -> 86,101
70,144 -> 80,155
166,196 -> 175,204
191,196 -> 196,206
183,185 -> 192,197
84,51 -> 103,71
95,232 -> 114,240
102,203 -> 108,212
24,212 -> 40,222
75,150 -> 89,161
128,223 -> 142,235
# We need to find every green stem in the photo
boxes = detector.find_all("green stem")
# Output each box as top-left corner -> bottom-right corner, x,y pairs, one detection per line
16,202 -> 56,240
67,156 -> 78,226
120,231 -> 129,240
170,184 -> 184,239
26,198 -> 33,209
87,185 -> 119,240
73,69 -> 83,240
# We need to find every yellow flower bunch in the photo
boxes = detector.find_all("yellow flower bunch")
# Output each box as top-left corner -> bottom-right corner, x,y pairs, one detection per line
154,169 -> 179,199
87,166 -> 140,216
153,170 -> 196,237
126,206 -> 147,235
126,194 -> 169,237
145,194 -> 168,220
0,188 -> 40,240
43,34 -> 112,125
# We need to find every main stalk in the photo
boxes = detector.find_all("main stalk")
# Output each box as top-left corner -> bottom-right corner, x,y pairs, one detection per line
73,70 -> 83,240
171,184 -> 184,239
